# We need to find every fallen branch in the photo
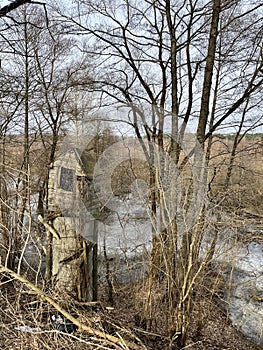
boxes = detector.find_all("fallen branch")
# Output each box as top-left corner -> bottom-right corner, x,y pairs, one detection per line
0,264 -> 142,350
38,215 -> 60,240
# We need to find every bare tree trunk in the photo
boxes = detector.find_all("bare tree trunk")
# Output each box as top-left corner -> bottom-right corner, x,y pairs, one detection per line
0,131 -> 10,267
197,0 -> 221,147
224,101 -> 249,189
174,1 -> 221,347
166,0 -> 179,162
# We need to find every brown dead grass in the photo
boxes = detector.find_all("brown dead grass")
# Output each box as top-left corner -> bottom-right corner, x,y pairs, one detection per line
1,278 -> 261,350
209,136 -> 263,216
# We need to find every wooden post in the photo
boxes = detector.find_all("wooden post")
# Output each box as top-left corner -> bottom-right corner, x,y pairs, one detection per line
92,243 -> 98,301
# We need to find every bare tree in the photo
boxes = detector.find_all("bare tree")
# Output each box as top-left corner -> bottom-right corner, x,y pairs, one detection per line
0,0 -> 262,347
0,4 -> 92,289
53,0 -> 263,347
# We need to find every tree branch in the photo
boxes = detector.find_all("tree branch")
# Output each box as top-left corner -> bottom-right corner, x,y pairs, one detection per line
0,0 -> 32,17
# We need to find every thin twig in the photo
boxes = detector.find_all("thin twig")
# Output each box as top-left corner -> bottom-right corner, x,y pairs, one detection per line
38,215 -> 60,240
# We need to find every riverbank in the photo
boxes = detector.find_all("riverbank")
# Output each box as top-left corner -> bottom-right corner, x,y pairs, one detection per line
1,280 -> 262,350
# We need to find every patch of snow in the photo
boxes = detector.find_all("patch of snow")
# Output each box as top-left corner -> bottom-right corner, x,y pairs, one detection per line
14,326 -> 41,333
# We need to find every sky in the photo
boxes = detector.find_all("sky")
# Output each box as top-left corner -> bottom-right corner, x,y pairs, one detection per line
1,0 -> 262,135
0,1 -> 12,7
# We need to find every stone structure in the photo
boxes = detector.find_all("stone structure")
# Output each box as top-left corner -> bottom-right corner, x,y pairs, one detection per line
47,148 -> 97,301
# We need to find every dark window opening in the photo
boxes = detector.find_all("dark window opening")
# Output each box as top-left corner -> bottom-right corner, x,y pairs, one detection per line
59,167 -> 74,192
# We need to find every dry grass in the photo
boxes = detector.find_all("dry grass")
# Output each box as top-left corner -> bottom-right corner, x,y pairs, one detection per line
1,275 -> 262,350
1,134 -> 262,349
209,136 -> 263,216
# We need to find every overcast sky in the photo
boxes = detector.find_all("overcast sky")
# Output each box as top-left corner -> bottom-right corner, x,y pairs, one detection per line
0,0 -> 11,7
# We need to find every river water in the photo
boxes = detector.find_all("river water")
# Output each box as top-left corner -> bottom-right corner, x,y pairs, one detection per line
96,197 -> 263,345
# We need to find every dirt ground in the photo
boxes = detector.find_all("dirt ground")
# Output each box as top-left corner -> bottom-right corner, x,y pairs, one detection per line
0,279 -> 262,350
